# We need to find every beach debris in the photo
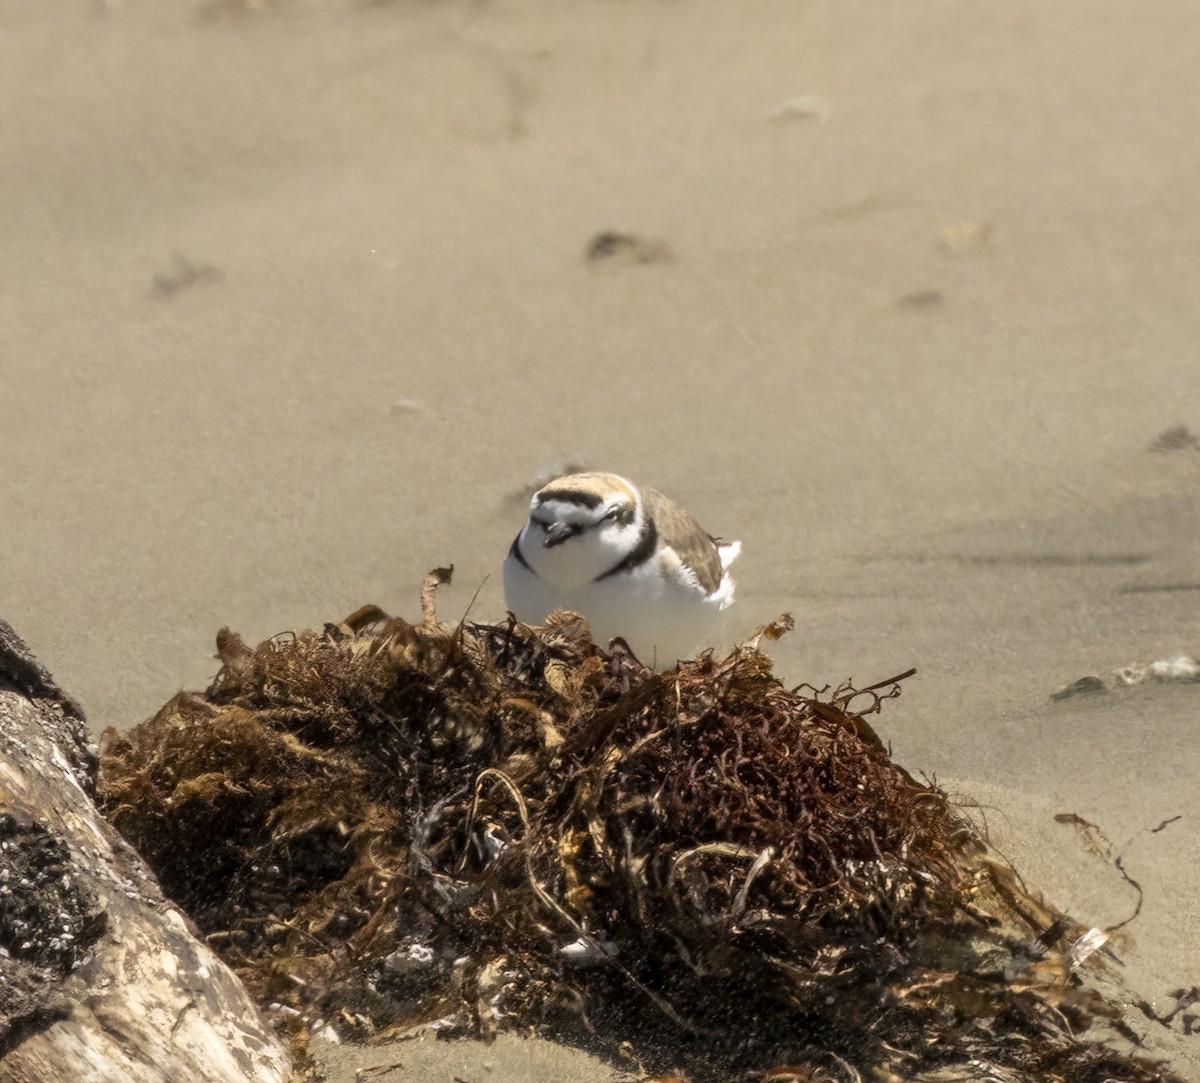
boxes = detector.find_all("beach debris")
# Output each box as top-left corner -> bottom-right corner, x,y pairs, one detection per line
1069,926 -> 1111,970
768,94 -> 832,124
1055,812 -> 1181,949
584,231 -> 670,266
98,572 -> 1188,1082
1147,424 -> 1198,453
1052,655 -> 1200,699
1116,655 -> 1200,686
560,934 -> 619,967
0,621 -> 291,1083
1050,674 -> 1108,700
938,219 -> 992,254
897,288 -> 944,307
1158,987 -> 1200,1035
388,398 -> 427,417
151,252 -> 223,298
1054,812 -> 1115,861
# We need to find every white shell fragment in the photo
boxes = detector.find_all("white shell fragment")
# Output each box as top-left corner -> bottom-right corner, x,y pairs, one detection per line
1152,655 -> 1200,680
1069,927 -> 1110,971
560,935 -> 619,967
383,941 -> 436,976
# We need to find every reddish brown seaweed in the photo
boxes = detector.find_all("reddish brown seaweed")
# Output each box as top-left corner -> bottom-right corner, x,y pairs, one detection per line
98,573 -> 1185,1082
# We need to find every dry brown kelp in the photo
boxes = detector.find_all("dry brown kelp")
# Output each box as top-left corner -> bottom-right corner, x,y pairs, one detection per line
98,572 -> 1185,1082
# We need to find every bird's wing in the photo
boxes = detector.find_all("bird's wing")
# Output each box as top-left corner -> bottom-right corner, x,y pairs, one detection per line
640,487 -> 726,595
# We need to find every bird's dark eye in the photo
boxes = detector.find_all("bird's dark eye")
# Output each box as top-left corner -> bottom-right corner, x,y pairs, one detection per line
601,507 -> 621,522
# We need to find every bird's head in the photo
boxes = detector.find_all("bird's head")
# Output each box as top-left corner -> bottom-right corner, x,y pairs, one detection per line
519,472 -> 643,588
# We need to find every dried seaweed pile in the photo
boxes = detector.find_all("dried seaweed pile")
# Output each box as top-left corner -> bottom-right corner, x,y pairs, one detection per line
98,573 -> 1183,1082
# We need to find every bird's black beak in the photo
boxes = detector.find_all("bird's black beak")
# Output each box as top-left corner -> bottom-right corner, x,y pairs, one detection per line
543,522 -> 581,548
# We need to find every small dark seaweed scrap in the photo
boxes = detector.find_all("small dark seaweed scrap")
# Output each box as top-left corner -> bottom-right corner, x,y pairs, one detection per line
152,253 -> 222,298
584,231 -> 670,265
1147,425 -> 1198,453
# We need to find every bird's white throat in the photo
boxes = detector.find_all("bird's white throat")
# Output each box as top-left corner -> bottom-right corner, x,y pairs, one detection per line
517,497 -> 645,591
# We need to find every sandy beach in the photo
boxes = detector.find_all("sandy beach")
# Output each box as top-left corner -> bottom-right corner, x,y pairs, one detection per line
3,1 -> 1198,1078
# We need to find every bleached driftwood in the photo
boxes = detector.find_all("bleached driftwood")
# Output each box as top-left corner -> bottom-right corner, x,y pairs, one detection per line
0,620 -> 290,1083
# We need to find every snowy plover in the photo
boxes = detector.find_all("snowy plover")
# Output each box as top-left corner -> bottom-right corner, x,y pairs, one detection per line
503,472 -> 741,667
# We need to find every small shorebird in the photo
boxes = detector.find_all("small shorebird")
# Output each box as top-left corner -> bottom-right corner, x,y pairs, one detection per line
503,472 -> 740,667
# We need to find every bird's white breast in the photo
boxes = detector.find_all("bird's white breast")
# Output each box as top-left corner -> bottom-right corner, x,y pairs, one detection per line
504,537 -> 735,668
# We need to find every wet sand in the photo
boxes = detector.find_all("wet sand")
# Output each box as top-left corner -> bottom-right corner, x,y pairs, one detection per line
3,1 -> 1198,1078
